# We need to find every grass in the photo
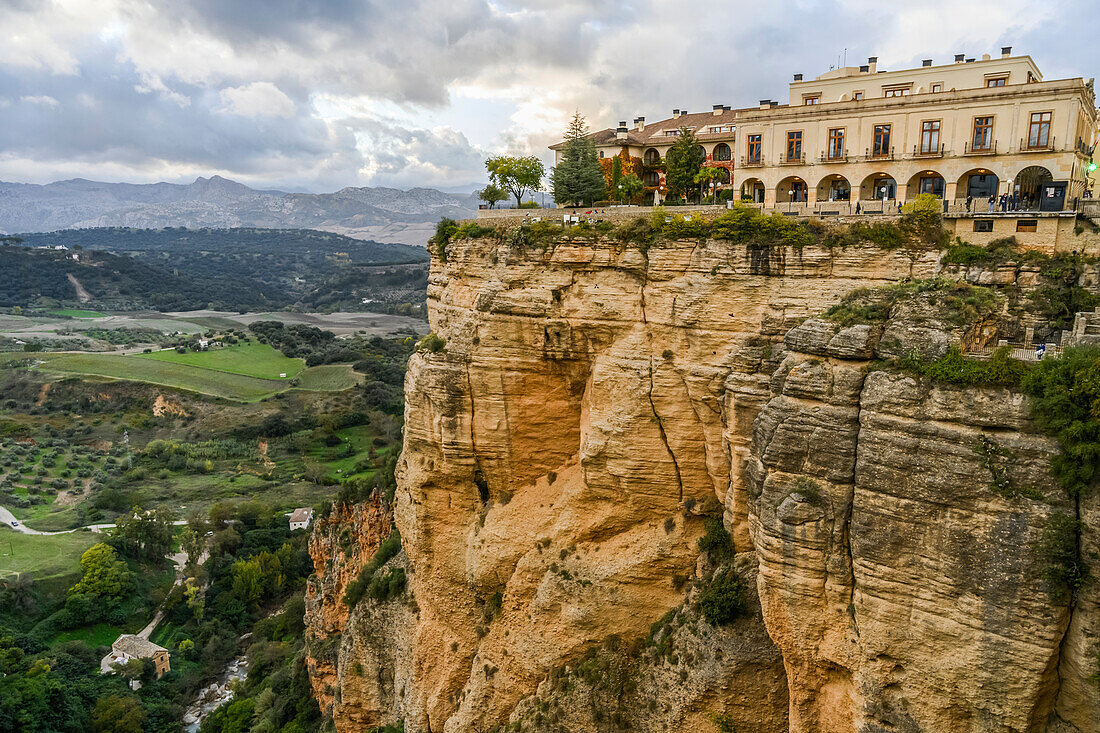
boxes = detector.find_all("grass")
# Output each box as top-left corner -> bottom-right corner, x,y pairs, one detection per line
136,342 -> 305,380
51,622 -> 124,647
49,309 -> 106,319
34,352 -> 289,402
0,525 -> 97,581
295,364 -> 361,391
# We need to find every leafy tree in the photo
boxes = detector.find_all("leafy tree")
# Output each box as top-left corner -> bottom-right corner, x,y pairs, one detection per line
694,167 -> 723,202
71,543 -> 132,598
664,127 -> 705,201
478,183 -> 506,209
550,112 -> 607,207
111,506 -> 176,561
92,695 -> 144,733
617,173 -> 644,203
486,155 -> 544,208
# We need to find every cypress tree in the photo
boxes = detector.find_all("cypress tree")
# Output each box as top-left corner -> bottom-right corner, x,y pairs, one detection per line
552,112 -> 608,207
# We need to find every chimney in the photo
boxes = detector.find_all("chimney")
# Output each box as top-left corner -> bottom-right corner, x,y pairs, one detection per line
965,58 -> 975,63
680,108 -> 687,117
955,53 -> 965,63
672,108 -> 679,119
859,65 -> 869,73
634,117 -> 645,131
922,59 -> 932,67
868,56 -> 878,73
982,53 -> 991,61
1001,46 -> 1012,58
712,104 -> 724,116
770,101 -> 779,107
616,122 -> 628,141
793,73 -> 803,81
759,99 -> 771,109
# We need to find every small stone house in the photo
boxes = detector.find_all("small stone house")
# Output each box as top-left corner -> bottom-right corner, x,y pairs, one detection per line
289,507 -> 313,531
106,635 -> 170,678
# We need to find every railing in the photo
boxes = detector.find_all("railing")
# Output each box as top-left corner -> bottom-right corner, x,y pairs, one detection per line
817,151 -> 848,163
963,140 -> 997,155
1076,138 -> 1096,156
778,153 -> 806,165
740,155 -> 765,167
864,146 -> 895,161
968,342 -> 1063,362
911,142 -> 945,158
1019,136 -> 1056,152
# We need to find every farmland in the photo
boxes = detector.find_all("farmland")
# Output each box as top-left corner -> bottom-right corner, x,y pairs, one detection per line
136,341 -> 305,379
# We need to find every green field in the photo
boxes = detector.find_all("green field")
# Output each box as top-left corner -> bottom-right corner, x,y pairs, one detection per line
50,309 -> 106,319
137,341 -> 305,379
0,526 -> 97,580
35,352 -> 288,402
296,364 -> 361,391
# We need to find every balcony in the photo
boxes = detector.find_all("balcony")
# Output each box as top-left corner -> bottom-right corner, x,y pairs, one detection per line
817,151 -> 848,164
963,140 -> 998,155
911,142 -> 945,158
1019,135 -> 1056,152
863,146 -> 895,161
778,153 -> 806,165
740,155 -> 765,167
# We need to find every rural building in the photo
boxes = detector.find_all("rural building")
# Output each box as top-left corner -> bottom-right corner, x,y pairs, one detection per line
289,507 -> 313,531
103,634 -> 171,678
553,49 -> 1097,208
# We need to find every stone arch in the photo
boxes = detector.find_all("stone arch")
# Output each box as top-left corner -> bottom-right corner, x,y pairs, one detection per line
1012,165 -> 1053,207
906,169 -> 945,199
644,148 -> 661,166
741,177 -> 765,203
859,173 -> 897,200
956,168 -> 999,201
816,173 -> 852,202
776,175 -> 808,203
713,143 -> 732,162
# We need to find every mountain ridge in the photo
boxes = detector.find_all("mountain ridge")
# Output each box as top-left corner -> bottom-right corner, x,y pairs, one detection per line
0,176 -> 481,245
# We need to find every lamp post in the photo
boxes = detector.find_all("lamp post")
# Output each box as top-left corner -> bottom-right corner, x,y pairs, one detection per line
788,189 -> 794,213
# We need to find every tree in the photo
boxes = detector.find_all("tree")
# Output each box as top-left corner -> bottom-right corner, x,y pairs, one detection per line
617,174 -> 644,204
551,112 -> 607,207
486,155 -> 544,208
694,167 -> 723,202
111,506 -> 176,561
478,183 -> 506,209
92,695 -> 144,733
610,156 -> 623,201
664,127 -> 705,201
71,543 -> 132,599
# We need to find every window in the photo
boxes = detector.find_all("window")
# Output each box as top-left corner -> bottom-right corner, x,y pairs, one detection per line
974,220 -> 994,233
972,116 -> 994,151
853,91 -> 864,101
931,83 -> 942,93
872,124 -> 891,156
827,128 -> 845,159
920,120 -> 941,154
664,130 -> 679,137
1028,112 -> 1051,148
746,134 -> 761,164
713,143 -> 731,161
786,131 -> 803,161
919,176 -> 945,197
986,76 -> 1007,87
643,171 -> 660,186
599,151 -> 605,158
883,86 -> 910,98
643,148 -> 661,166
1017,220 -> 1038,233
1027,72 -> 1037,83
803,95 -> 820,105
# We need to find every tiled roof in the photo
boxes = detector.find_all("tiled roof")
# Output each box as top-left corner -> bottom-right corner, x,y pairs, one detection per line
113,635 -> 167,658
289,507 -> 313,522
550,108 -> 748,150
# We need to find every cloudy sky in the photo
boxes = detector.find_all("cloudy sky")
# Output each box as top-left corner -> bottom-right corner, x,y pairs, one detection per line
1,0 -> 1094,192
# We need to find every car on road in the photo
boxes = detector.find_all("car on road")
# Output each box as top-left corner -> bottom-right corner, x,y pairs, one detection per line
10,520 -> 19,527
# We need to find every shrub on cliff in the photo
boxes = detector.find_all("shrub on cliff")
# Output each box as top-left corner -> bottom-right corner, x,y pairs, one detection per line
898,345 -> 1030,389
417,333 -> 445,353
699,568 -> 747,626
343,527 -> 402,607
900,193 -> 949,247
698,518 -> 734,563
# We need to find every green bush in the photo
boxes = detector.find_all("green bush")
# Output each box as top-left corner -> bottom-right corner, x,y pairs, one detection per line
699,568 -> 746,625
899,345 -> 1029,389
697,518 -> 734,563
1038,512 -> 1087,603
343,528 -> 402,606
367,567 -> 406,602
417,333 -> 445,353
430,218 -> 459,261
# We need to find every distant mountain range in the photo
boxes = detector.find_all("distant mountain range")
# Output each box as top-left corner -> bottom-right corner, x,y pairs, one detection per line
0,176 -> 482,245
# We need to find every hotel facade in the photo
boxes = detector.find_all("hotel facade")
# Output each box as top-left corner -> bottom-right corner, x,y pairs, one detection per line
554,49 -> 1097,210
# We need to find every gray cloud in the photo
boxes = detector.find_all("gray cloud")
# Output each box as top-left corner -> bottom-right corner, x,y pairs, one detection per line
0,0 -> 1093,191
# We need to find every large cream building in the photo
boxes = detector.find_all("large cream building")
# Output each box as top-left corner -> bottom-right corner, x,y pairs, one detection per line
555,49 -> 1097,210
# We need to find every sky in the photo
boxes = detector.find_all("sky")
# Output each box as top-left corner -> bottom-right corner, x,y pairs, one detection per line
0,0 -> 1094,192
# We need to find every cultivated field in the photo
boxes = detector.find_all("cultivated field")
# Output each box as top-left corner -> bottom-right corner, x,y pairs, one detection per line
137,342 -> 305,379
0,526 -> 97,580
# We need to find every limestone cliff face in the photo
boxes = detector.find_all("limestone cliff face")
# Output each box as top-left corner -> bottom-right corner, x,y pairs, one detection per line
310,231 -> 1099,732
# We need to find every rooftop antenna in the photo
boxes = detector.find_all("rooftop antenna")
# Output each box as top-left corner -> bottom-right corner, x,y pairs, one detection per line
843,48 -> 847,67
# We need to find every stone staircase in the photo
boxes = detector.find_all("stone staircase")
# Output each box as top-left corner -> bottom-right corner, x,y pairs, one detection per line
1066,308 -> 1100,345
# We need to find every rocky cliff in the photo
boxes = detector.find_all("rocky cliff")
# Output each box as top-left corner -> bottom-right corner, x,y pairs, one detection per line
308,222 -> 1099,732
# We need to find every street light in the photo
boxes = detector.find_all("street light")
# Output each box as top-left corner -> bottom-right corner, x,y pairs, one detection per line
788,189 -> 794,213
